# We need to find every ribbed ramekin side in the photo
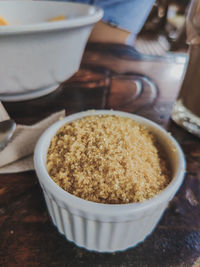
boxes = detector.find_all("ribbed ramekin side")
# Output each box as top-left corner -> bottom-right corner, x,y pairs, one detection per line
43,190 -> 86,246
42,189 -> 168,252
119,204 -> 167,250
43,191 -> 56,226
93,204 -> 166,252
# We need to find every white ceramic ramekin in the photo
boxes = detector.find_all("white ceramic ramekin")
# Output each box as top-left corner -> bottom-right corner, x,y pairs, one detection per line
34,110 -> 186,252
0,1 -> 103,101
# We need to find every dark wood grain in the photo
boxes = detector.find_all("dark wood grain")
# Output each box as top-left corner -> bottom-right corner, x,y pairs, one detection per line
0,43 -> 200,267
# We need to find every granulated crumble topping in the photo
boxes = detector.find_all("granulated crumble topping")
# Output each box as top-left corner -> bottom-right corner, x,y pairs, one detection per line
46,115 -> 170,204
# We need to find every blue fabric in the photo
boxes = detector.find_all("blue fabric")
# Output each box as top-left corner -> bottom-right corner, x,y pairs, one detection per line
59,0 -> 154,34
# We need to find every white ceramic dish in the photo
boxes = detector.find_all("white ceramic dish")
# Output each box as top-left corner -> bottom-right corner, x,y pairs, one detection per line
0,1 -> 103,102
34,110 -> 186,252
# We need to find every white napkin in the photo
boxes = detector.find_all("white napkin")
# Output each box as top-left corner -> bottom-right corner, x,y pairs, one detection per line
0,107 -> 65,173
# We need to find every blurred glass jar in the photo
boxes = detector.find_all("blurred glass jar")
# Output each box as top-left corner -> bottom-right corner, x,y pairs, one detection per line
171,0 -> 200,137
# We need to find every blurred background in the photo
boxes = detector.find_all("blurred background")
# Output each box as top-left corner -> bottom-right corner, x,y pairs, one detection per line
135,0 -> 189,55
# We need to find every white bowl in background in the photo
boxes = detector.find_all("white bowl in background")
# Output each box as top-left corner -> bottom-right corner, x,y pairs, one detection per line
0,1 -> 103,102
34,110 -> 186,252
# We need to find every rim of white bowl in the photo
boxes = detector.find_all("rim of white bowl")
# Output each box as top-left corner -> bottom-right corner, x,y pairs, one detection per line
0,1 -> 103,35
34,110 -> 186,218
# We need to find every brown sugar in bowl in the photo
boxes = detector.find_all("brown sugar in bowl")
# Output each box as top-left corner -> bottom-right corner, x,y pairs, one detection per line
46,115 -> 171,204
34,110 -> 185,252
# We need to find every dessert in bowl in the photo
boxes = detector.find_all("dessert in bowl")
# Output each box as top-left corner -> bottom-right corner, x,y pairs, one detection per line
34,110 -> 185,252
0,1 -> 103,101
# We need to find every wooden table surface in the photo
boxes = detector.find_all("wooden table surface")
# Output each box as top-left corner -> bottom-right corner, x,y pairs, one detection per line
1,43 -> 200,267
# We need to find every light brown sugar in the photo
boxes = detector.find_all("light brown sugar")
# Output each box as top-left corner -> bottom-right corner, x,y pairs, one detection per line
47,115 -> 170,204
